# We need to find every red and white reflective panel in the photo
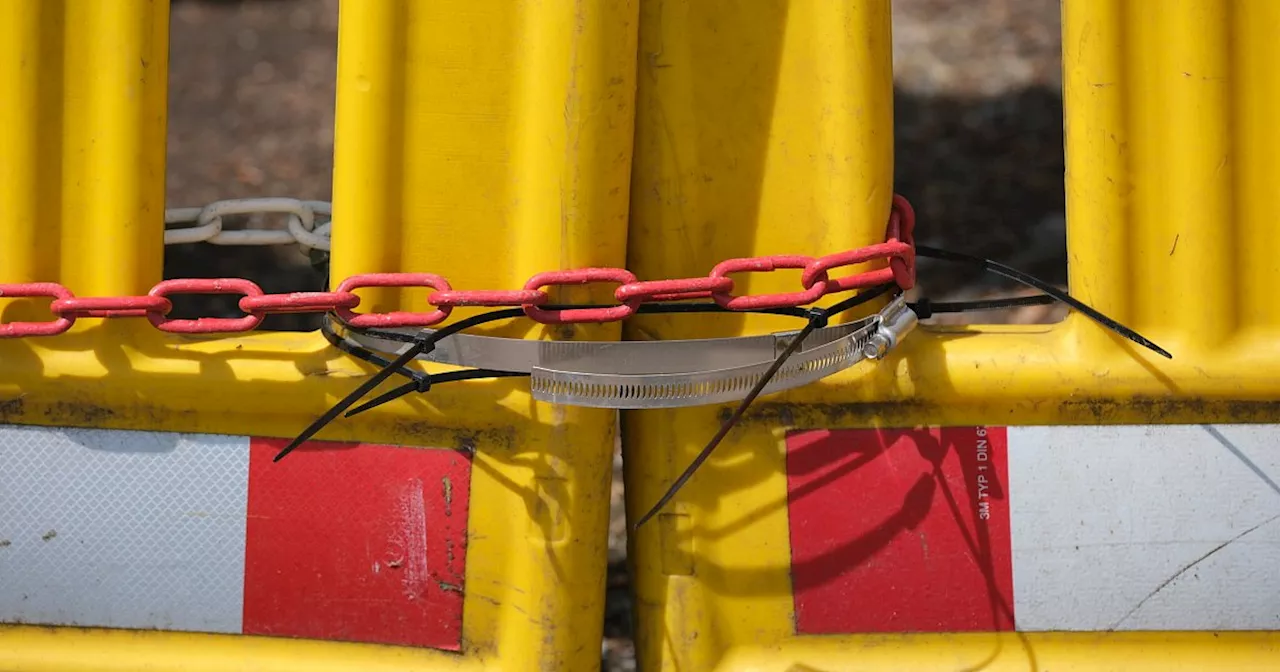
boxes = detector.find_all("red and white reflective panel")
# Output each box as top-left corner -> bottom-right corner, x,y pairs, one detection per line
787,424 -> 1280,633
0,425 -> 470,650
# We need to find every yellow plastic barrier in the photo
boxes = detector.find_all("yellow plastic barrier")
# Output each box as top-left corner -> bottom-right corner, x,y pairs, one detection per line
623,0 -> 1280,670
0,1 -> 637,671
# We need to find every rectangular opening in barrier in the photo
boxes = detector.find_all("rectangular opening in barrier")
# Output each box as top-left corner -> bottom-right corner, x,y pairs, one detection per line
892,0 -> 1068,326
163,0 -> 338,333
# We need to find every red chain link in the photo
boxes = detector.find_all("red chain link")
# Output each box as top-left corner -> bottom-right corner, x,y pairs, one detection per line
0,283 -> 76,337
334,273 -> 453,328
710,255 -> 830,310
50,295 -> 173,319
523,268 -> 643,324
147,278 -> 267,334
615,276 -> 734,303
0,195 -> 915,337
429,289 -> 547,308
240,291 -> 361,315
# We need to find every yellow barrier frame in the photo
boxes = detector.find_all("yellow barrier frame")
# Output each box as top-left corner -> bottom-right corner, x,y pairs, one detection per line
2,1 -> 1280,671
623,0 -> 1280,670
0,1 -> 637,670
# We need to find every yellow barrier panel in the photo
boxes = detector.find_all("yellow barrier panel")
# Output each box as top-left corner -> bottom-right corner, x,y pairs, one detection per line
624,0 -> 1280,670
0,1 -> 638,671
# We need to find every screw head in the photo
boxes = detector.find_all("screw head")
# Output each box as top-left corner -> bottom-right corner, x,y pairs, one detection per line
861,333 -> 890,360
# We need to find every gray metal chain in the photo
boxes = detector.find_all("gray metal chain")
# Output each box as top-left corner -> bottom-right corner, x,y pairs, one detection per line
164,197 -> 332,252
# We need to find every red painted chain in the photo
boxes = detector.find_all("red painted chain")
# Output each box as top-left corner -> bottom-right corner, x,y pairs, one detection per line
0,195 -> 914,337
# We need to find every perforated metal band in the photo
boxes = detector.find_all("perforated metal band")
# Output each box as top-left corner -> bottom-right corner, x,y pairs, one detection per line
330,295 -> 916,409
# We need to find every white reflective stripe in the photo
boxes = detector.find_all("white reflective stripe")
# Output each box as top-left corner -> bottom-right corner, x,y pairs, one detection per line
1009,424 -> 1280,631
0,426 -> 250,633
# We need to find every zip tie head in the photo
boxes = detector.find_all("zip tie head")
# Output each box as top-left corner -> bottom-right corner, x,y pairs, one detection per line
805,307 -> 830,329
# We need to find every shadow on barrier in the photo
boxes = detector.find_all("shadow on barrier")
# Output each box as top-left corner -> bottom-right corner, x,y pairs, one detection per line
628,328 -> 1054,670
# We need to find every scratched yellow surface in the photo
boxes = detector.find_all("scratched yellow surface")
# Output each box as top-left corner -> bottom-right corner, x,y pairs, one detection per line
0,1 -> 637,671
622,0 -> 1280,670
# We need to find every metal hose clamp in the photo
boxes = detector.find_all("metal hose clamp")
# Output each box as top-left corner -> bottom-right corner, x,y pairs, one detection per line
330,295 -> 916,409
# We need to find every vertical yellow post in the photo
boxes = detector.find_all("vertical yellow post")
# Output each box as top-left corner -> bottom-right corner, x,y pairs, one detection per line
1233,0 -> 1280,335
0,2 -> 47,283
332,0 -> 638,341
331,1 -> 638,669
62,1 -> 169,296
1064,0 -> 1280,353
624,1 -> 894,669
0,0 -> 168,298
615,1 -> 1280,670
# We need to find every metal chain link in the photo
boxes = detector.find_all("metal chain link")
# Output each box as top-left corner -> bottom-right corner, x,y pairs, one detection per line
164,197 -> 332,252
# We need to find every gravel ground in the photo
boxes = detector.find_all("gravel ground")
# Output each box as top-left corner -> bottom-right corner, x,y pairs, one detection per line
163,1 -> 1066,668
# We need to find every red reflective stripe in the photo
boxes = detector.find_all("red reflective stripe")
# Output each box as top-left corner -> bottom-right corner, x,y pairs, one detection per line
147,278 -> 265,333
522,268 -> 641,324
429,289 -> 548,308
615,276 -> 734,303
50,295 -> 173,319
244,438 -> 471,650
0,283 -> 75,337
709,255 -> 829,310
335,273 -> 452,328
239,291 -> 360,315
786,427 -> 1014,634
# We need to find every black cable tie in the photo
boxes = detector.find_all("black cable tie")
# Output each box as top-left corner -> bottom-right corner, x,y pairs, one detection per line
274,331 -> 436,462
343,379 -> 429,418
320,318 -> 425,384
805,307 -> 829,329
908,294 -> 1060,318
913,297 -> 934,319
630,292 -> 851,530
343,368 -> 528,419
915,244 -> 1172,359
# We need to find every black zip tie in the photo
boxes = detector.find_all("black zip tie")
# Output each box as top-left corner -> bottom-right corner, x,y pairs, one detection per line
910,294 -> 1059,319
343,368 -> 529,418
631,285 -> 895,530
276,308 -> 541,461
915,244 -> 1172,359
319,317 -> 529,418
344,376 -> 433,418
320,318 -> 425,385
273,331 -> 434,462
631,310 -> 825,530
